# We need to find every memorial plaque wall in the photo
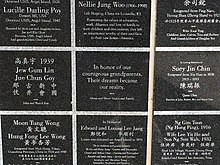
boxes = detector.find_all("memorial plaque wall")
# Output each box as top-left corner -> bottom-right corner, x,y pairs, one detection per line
2,0 -> 219,164
0,0 -> 151,164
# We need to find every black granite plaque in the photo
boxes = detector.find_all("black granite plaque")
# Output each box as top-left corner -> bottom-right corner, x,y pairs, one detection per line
0,0 -> 71,46
0,51 -> 71,110
75,0 -> 150,47
77,115 -> 147,165
2,115 -> 72,165
154,51 -> 220,111
156,0 -> 220,47
153,115 -> 220,165
76,51 -> 149,111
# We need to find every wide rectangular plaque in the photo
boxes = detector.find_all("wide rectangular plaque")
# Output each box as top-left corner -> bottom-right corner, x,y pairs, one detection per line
153,115 -> 219,165
77,115 -> 147,165
154,51 -> 219,111
76,51 -> 149,111
2,115 -> 72,165
0,51 -> 72,111
0,0 -> 71,46
75,0 -> 151,47
156,0 -> 220,47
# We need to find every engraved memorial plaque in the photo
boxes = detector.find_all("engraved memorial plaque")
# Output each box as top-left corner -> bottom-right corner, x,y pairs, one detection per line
154,51 -> 220,111
0,51 -> 71,110
156,0 -> 220,47
2,115 -> 72,165
76,0 -> 151,47
153,115 -> 220,165
0,0 -> 71,46
76,51 -> 149,111
77,115 -> 147,165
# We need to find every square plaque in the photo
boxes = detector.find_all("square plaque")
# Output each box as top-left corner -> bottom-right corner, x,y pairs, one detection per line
77,115 -> 147,165
153,115 -> 220,165
156,0 -> 220,47
75,0 -> 151,47
2,115 -> 72,165
154,51 -> 220,111
76,51 -> 149,111
0,0 -> 71,46
0,51 -> 71,111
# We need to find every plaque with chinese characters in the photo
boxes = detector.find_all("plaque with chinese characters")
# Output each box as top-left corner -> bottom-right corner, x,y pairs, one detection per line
153,115 -> 220,165
156,0 -> 220,47
2,115 -> 72,165
154,51 -> 220,111
77,115 -> 147,165
0,51 -> 71,111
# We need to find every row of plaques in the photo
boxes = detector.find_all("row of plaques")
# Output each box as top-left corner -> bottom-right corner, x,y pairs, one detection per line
1,0 -> 220,47
1,115 -> 220,165
0,51 -> 149,111
0,0 -> 150,47
1,51 -> 220,111
2,115 -> 147,165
